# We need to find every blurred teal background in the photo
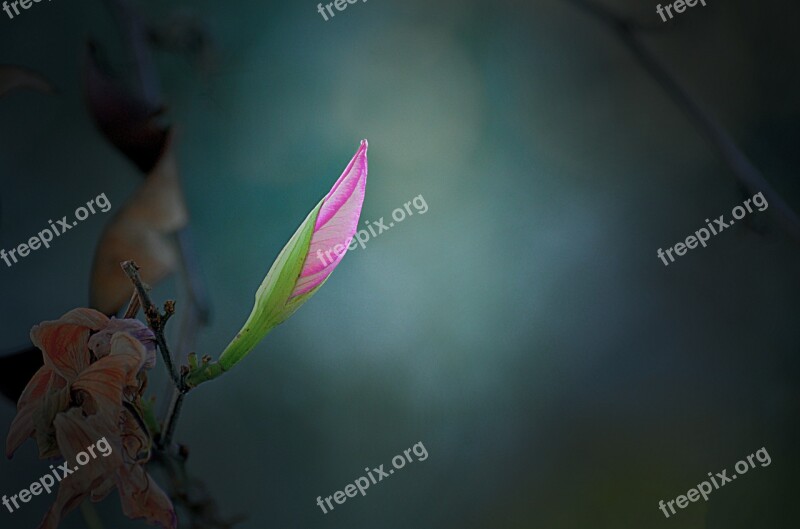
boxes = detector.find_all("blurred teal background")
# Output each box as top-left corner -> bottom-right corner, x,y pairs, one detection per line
1,0 -> 800,528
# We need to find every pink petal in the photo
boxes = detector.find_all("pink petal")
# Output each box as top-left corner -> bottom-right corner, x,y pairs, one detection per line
291,140 -> 368,298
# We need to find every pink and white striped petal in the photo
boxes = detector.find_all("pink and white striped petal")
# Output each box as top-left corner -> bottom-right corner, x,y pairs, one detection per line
291,140 -> 368,298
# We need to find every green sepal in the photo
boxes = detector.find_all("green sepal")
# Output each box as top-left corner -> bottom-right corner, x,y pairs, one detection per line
217,200 -> 323,371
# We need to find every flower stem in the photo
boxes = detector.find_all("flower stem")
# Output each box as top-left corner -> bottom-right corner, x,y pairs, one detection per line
185,360 -> 226,388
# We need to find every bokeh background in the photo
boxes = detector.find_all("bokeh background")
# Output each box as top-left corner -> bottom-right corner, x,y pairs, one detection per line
1,0 -> 800,527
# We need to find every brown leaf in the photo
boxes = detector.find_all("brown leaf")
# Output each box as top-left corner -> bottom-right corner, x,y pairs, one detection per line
0,65 -> 53,98
90,137 -> 189,315
83,43 -> 170,174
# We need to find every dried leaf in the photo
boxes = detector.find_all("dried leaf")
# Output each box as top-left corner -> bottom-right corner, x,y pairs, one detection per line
90,139 -> 189,315
83,43 -> 169,174
0,65 -> 53,97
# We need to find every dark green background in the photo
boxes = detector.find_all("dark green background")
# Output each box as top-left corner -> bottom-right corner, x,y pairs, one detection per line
1,0 -> 799,527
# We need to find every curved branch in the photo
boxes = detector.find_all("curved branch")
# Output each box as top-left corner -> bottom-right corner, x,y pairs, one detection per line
567,0 -> 800,243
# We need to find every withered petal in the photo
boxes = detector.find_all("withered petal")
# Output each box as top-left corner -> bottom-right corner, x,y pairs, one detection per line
31,319 -> 97,381
5,366 -> 53,458
39,410 -> 124,529
116,464 -> 177,529
88,318 -> 156,365
58,308 -> 110,331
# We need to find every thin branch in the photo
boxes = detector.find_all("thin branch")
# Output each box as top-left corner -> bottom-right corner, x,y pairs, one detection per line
566,0 -> 800,244
121,261 -> 189,450
154,230 -> 211,449
123,289 -> 141,318
160,388 -> 186,450
121,261 -> 182,389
